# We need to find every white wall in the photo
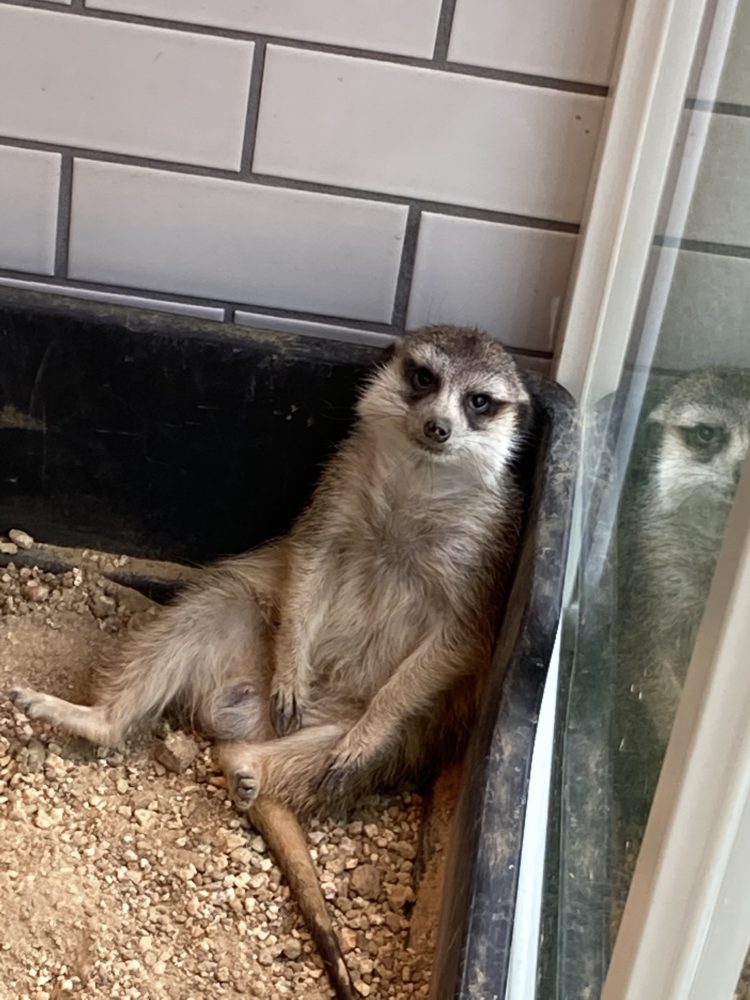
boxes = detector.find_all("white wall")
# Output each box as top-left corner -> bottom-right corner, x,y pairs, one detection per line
0,0 -> 628,366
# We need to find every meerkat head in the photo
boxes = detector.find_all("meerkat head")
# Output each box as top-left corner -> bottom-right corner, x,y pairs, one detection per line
648,367 -> 750,516
357,326 -> 531,478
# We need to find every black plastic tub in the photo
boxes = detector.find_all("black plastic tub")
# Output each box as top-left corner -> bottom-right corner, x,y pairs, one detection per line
0,286 -> 577,999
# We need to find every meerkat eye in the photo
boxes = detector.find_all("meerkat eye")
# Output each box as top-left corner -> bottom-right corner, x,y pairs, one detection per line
696,424 -> 719,443
680,423 -> 728,453
411,367 -> 435,390
468,393 -> 491,414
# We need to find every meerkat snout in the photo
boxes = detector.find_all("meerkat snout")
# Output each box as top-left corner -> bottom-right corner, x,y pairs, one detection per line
423,415 -> 452,444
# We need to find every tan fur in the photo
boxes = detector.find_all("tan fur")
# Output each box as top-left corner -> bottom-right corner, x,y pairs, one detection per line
9,325 -> 529,998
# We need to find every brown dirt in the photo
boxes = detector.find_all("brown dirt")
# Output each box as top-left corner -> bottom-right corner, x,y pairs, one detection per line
0,556 -> 440,1000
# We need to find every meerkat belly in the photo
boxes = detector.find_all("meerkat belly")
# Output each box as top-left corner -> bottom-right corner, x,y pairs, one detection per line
309,544 -> 445,699
307,506 -> 486,700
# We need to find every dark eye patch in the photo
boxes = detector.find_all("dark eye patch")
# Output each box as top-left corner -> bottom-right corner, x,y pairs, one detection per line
402,358 -> 440,399
413,367 -> 435,390
678,423 -> 729,460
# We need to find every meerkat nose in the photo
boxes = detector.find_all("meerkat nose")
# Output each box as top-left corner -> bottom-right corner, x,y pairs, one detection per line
424,417 -> 452,443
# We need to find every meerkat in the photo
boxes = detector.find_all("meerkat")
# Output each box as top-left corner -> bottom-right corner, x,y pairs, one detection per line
614,367 -> 750,853
9,326 -> 531,999
620,367 -> 750,721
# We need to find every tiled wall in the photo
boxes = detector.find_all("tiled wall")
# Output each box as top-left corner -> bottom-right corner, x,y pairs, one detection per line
653,0 -> 750,371
0,0 -> 628,369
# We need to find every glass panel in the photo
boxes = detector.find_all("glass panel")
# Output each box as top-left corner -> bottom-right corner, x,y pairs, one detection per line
539,1 -> 750,996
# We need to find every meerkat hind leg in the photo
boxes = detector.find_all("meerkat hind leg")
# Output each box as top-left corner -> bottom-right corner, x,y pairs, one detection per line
219,723 -> 346,815
8,687 -> 119,745
8,553 -> 280,747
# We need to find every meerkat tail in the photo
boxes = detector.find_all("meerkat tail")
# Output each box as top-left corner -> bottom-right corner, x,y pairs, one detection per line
248,796 -> 356,1000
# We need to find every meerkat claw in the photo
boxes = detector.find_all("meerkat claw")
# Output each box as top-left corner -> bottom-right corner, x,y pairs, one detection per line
318,754 -> 366,802
8,687 -> 45,719
269,685 -> 303,737
231,770 -> 261,811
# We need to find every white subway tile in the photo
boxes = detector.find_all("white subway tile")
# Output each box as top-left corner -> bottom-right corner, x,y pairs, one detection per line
0,146 -> 60,275
87,0 -> 443,58
69,162 -> 407,321
0,277 -> 224,320
406,214 -> 577,353
0,7 -> 253,168
653,248 -> 750,371
234,313 -> 394,348
678,112 -> 750,247
254,48 -> 604,223
448,0 -> 625,85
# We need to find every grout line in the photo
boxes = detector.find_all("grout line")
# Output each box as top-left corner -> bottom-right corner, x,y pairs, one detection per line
229,302 -> 398,334
507,345 -> 554,360
53,155 -> 73,278
0,133 -> 247,179
245,173 -> 581,233
391,206 -> 422,329
0,134 -> 582,234
0,0 -> 608,97
433,57 -> 608,96
0,0 -> 75,9
654,235 -> 750,260
432,0 -> 457,62
685,97 -> 750,120
239,39 -> 266,175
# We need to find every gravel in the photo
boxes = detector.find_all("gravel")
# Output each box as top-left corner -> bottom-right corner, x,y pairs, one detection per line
0,555 -> 433,999
8,528 -> 34,551
153,733 -> 200,775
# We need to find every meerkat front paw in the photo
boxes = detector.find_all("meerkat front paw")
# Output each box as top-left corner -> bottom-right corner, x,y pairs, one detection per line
8,686 -> 53,721
269,677 -> 306,736
318,727 -> 379,799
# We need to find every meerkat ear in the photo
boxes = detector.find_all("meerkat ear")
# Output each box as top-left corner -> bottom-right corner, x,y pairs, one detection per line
647,400 -> 668,424
379,340 -> 398,364
642,400 -> 668,461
